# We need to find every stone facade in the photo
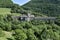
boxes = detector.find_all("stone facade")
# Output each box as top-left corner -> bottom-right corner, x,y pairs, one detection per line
12,13 -> 57,21
12,13 -> 35,21
20,13 -> 34,21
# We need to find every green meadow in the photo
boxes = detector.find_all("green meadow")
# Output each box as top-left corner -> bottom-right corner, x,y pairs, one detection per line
0,8 -> 11,15
0,8 -> 21,16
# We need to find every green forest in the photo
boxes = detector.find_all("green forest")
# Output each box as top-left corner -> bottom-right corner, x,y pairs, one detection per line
23,0 -> 60,17
0,0 -> 60,40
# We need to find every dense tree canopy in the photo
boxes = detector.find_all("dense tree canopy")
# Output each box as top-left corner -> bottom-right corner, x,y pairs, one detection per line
0,0 -> 60,40
0,15 -> 60,40
23,0 -> 60,17
0,0 -> 13,8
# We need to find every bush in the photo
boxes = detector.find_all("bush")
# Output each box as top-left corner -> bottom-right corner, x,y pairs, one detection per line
14,29 -> 27,40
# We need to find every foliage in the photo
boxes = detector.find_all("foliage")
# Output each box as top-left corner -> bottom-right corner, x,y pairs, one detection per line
0,11 -> 59,40
0,28 -> 5,37
23,0 -> 60,17
14,29 -> 27,40
0,0 -> 60,40
0,0 -> 13,8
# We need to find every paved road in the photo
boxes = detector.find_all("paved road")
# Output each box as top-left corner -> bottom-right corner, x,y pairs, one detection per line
34,17 -> 57,20
12,16 -> 58,21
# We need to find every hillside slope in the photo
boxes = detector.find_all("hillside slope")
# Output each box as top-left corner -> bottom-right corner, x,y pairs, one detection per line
0,0 -> 13,8
23,0 -> 60,17
0,0 -> 59,40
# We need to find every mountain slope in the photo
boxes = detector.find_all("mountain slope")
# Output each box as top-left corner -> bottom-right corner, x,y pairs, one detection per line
23,0 -> 60,17
0,0 -> 13,8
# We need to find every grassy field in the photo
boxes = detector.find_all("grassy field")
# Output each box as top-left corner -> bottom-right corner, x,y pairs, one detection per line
0,8 -> 11,15
12,13 -> 21,16
0,8 -> 21,16
0,8 -> 21,17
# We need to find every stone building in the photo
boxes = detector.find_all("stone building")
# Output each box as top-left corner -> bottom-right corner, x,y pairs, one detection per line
12,13 -> 57,22
12,13 -> 35,21
20,13 -> 35,21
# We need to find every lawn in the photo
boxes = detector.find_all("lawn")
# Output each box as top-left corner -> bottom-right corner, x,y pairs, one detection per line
0,8 -> 21,16
12,13 -> 21,16
0,8 -> 11,15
